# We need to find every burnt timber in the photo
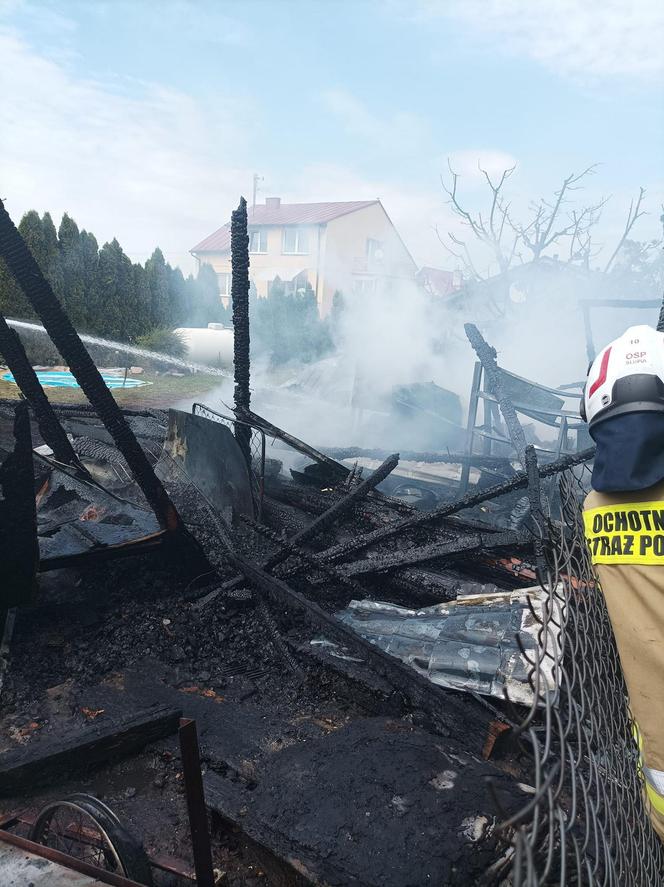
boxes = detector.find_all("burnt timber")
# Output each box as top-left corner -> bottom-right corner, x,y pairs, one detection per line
0,201 -> 597,885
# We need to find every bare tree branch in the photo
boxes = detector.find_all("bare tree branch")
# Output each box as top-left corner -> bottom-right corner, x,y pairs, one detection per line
437,160 -> 618,278
516,165 -> 601,260
603,187 -> 648,273
435,225 -> 482,281
567,196 -> 610,267
441,160 -> 518,275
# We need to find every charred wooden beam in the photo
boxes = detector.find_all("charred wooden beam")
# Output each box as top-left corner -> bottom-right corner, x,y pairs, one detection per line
263,481 -> 342,516
164,473 -> 502,747
231,197 -> 252,467
464,323 -> 529,468
204,770 -> 338,887
0,608 -> 17,699
339,530 -> 530,577
0,402 -> 38,609
0,704 -> 181,795
266,452 -> 398,569
204,713 -> 524,887
238,407 -> 349,481
0,314 -> 83,470
239,513 -> 368,596
314,446 -> 595,566
222,454 -> 398,595
223,555 -> 498,750
0,199 -> 184,536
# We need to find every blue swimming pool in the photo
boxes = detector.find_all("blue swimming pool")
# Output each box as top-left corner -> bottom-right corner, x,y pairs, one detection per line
1,370 -> 150,390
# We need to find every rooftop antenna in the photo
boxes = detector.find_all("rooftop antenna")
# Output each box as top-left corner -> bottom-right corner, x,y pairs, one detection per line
252,173 -> 264,210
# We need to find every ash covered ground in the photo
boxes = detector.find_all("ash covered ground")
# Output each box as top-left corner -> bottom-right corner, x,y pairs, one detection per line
0,399 -> 539,886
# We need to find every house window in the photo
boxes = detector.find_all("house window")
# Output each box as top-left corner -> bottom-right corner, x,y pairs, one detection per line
366,238 -> 384,264
352,278 -> 376,295
249,229 -> 267,253
282,227 -> 309,255
217,272 -> 231,296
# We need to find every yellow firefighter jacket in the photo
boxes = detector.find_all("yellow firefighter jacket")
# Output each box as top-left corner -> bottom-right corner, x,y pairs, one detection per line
584,482 -> 664,842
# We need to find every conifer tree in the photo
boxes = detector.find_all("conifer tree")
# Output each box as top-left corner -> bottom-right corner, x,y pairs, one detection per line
18,211 -> 46,265
57,213 -> 86,327
0,258 -> 31,319
145,248 -> 170,328
94,239 -> 135,340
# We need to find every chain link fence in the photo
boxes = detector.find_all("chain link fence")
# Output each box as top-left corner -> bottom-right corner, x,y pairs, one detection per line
502,461 -> 664,885
191,402 -> 266,518
189,401 -> 664,881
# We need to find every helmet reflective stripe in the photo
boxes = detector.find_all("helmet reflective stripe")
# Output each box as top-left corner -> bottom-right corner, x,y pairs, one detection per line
582,325 -> 664,428
588,346 -> 611,398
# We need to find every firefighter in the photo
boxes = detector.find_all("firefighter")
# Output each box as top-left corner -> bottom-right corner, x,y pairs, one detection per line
581,323 -> 664,842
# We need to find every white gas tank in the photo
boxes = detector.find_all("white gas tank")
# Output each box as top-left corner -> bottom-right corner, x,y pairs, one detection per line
173,324 -> 234,368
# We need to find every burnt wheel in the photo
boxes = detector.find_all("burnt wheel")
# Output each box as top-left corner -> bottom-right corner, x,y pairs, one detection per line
29,793 -> 153,885
390,482 -> 438,510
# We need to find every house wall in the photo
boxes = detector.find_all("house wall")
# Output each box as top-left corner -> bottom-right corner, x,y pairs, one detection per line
193,202 -> 417,315
320,203 -> 417,314
194,224 -> 323,304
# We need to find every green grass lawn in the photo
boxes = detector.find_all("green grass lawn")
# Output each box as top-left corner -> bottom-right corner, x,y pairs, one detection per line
0,369 -> 227,409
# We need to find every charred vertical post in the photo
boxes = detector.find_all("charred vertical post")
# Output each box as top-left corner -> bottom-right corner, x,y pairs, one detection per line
459,361 -> 482,494
0,199 -> 181,532
0,313 -> 82,470
464,323 -> 528,468
231,197 -> 252,467
0,401 -> 38,609
179,718 -> 215,887
524,445 -> 546,579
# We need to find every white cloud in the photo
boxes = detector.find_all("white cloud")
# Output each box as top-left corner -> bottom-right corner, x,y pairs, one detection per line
417,0 -> 664,81
0,27 -> 257,272
321,88 -> 430,152
446,149 -> 518,181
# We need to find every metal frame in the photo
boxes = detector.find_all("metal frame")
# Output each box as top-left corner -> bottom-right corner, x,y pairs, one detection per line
580,297 -> 661,364
0,828 -> 145,887
0,810 -> 196,884
192,402 -> 266,519
460,360 -> 585,493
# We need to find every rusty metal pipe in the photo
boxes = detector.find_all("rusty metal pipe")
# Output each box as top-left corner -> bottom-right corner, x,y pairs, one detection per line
178,718 -> 215,887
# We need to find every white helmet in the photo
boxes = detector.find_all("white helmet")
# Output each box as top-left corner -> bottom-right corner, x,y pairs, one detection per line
581,324 -> 664,428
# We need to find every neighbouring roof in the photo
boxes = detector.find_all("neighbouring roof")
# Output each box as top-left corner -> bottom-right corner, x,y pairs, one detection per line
417,266 -> 462,297
191,200 -> 379,254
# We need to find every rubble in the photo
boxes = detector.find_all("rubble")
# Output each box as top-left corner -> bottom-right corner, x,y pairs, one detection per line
0,199 -> 597,885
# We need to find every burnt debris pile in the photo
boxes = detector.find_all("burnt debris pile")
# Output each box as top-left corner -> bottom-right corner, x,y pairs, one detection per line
4,197 -> 657,886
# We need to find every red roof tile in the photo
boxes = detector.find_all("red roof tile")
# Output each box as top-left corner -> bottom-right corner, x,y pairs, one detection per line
191,200 -> 379,254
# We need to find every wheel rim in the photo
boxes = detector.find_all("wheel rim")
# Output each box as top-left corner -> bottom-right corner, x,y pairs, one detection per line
33,801 -> 126,874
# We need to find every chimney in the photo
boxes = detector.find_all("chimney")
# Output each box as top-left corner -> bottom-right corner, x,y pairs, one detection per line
265,197 -> 281,210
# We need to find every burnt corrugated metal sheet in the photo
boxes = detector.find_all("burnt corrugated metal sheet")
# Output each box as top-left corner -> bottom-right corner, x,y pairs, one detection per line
191,200 -> 378,254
